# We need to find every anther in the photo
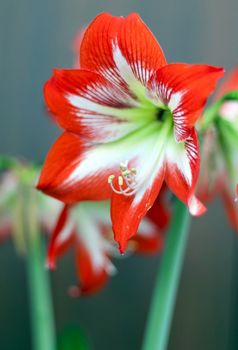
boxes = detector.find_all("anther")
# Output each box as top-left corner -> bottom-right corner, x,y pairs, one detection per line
108,174 -> 115,184
118,176 -> 124,186
131,168 -> 137,174
120,162 -> 127,171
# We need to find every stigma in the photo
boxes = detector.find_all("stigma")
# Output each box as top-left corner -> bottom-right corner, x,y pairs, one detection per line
108,161 -> 139,196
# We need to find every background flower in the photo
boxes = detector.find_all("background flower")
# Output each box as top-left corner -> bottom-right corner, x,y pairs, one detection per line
197,68 -> 238,231
46,191 -> 170,296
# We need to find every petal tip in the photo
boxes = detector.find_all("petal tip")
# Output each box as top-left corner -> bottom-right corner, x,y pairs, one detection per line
188,195 -> 207,216
117,240 -> 127,255
45,258 -> 56,270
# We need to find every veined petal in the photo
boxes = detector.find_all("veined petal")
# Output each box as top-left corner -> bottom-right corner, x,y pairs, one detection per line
148,63 -> 224,141
38,123 -> 165,204
71,203 -> 115,296
80,13 -> 166,94
110,121 -> 171,252
37,131 -> 112,202
72,241 -> 109,296
111,168 -> 164,253
165,128 -> 206,215
44,69 -> 149,143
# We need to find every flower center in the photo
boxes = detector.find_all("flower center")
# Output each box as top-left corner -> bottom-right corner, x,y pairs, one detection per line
156,108 -> 167,122
107,113 -> 173,198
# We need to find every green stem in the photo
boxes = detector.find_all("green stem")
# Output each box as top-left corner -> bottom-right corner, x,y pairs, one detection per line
24,188 -> 56,350
142,199 -> 190,350
27,233 -> 56,350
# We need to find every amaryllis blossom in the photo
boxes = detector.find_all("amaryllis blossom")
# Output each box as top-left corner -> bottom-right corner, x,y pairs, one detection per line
37,13 -> 224,252
197,68 -> 238,231
0,169 -> 62,244
47,200 -> 166,296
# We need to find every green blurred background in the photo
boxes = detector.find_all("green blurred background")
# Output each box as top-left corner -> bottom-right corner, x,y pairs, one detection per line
1,0 -> 238,349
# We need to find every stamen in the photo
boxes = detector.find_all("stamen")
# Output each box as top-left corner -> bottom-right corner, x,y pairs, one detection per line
108,161 -> 140,197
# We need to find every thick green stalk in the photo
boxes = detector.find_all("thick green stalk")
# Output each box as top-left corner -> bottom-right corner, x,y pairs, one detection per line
142,199 -> 190,350
24,188 -> 56,350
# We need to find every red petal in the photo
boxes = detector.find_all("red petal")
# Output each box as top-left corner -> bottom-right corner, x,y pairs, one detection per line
132,218 -> 164,254
73,239 -> 108,296
37,132 -> 116,203
38,123 -> 164,204
44,69 -> 142,143
111,169 -> 165,253
46,205 -> 74,269
148,63 -> 224,141
80,13 -> 166,87
165,128 -> 206,216
146,184 -> 171,230
132,233 -> 163,254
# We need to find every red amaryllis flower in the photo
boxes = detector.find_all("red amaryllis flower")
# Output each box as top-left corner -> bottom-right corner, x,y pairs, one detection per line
37,13 -> 223,252
197,68 -> 238,231
47,200 -> 165,296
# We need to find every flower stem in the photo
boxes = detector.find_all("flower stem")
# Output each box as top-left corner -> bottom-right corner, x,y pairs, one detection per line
24,189 -> 56,350
142,199 -> 190,350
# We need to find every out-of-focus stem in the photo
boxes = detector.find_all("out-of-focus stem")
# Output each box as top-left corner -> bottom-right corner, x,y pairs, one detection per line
23,187 -> 56,350
142,199 -> 190,350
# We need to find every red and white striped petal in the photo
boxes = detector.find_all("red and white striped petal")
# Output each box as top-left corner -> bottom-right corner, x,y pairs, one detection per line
165,128 -> 206,215
111,166 -> 165,253
44,69 -> 147,143
70,203 -> 116,296
108,120 -> 177,253
97,122 -> 173,253
37,123 -> 166,204
80,13 -> 166,92
148,63 -> 224,141
37,131 -> 116,203
71,241 -> 109,296
46,205 -> 75,269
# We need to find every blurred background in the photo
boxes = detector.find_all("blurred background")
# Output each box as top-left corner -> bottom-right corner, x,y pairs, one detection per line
1,0 -> 238,349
